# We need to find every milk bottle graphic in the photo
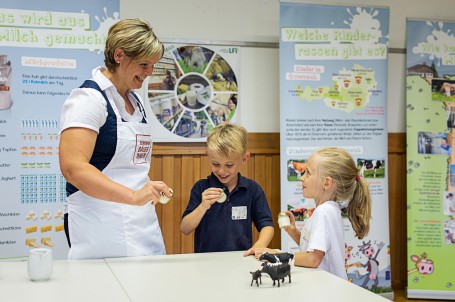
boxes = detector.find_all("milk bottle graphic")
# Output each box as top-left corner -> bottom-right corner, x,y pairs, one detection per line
0,54 -> 12,110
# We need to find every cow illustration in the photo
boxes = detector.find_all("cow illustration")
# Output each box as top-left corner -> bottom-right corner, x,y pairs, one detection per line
353,241 -> 384,289
407,253 -> 434,278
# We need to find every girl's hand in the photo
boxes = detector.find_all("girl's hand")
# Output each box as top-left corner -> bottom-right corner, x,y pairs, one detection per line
282,210 -> 297,232
200,187 -> 222,210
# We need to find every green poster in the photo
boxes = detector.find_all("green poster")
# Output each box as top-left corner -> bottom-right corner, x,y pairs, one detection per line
406,19 -> 455,300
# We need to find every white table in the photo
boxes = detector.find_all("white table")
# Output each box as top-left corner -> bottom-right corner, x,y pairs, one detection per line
105,251 -> 390,302
0,259 -> 130,302
0,252 -> 391,302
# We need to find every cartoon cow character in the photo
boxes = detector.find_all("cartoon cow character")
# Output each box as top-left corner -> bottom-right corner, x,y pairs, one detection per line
354,241 -> 385,289
407,253 -> 434,278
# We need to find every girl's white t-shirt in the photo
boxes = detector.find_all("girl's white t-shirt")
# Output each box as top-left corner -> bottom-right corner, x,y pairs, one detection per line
300,200 -> 347,280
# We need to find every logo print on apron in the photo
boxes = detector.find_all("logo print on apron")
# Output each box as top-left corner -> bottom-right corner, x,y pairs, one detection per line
133,134 -> 151,165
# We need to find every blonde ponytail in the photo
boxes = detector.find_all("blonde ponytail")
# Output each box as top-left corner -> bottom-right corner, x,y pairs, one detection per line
347,177 -> 371,239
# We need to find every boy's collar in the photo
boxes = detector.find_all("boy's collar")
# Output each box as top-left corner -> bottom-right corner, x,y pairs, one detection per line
208,173 -> 248,189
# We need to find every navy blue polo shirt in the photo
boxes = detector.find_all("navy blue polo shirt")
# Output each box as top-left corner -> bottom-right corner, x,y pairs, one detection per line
182,173 -> 274,253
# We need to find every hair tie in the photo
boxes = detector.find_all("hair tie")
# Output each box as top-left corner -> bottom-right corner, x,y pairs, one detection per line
356,175 -> 362,182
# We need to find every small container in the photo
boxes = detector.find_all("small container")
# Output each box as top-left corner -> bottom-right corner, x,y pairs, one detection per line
186,90 -> 197,106
217,189 -> 226,203
28,248 -> 53,282
278,212 -> 291,229
159,188 -> 174,204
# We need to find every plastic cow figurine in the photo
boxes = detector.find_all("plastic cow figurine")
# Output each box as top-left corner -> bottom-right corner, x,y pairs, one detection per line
259,252 -> 294,264
260,262 -> 291,287
250,270 -> 262,287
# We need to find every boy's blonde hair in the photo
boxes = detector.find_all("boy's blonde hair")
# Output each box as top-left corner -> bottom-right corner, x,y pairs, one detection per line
207,122 -> 247,158
313,147 -> 372,239
104,18 -> 164,71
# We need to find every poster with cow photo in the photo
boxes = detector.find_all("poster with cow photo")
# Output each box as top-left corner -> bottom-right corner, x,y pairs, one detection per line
280,3 -> 391,297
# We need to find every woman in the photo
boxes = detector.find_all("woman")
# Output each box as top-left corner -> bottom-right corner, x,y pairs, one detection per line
59,18 -> 172,259
227,95 -> 237,120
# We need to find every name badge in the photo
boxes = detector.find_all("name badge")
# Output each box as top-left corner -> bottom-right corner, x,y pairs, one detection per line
232,206 -> 247,220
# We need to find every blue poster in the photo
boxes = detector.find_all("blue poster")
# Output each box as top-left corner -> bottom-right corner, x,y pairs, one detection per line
0,0 -> 119,259
280,2 -> 391,296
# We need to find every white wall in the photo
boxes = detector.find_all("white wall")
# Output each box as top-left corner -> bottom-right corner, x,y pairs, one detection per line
121,0 -> 455,133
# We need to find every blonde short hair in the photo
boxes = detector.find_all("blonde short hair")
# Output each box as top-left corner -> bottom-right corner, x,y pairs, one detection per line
104,18 -> 164,71
207,123 -> 247,158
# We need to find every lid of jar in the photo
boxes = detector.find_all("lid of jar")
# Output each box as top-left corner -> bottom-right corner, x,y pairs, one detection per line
217,189 -> 226,203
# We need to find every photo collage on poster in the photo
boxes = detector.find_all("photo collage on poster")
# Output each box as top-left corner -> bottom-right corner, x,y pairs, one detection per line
147,45 -> 238,139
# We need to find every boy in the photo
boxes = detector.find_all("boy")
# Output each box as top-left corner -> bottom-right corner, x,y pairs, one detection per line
180,123 -> 274,256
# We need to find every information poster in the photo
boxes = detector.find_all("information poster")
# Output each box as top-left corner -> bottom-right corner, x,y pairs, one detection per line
0,0 -> 118,259
144,44 -> 239,142
280,3 -> 391,296
406,19 -> 455,300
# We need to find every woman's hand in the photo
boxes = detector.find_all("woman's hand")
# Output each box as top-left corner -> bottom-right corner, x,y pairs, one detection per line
200,187 -> 222,210
133,181 -> 171,206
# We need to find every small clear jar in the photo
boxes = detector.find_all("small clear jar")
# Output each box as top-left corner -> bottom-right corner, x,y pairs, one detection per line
159,188 -> 174,204
278,212 -> 291,229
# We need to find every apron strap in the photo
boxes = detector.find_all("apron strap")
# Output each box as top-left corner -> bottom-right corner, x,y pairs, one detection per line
66,80 -> 117,197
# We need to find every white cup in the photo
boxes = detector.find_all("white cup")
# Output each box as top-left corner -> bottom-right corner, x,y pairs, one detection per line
28,248 -> 53,282
278,212 -> 291,229
186,90 -> 197,106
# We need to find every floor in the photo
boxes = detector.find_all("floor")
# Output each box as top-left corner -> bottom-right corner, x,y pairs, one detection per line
394,290 -> 451,302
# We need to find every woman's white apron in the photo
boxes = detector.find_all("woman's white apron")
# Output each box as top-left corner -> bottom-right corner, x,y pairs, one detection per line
68,92 -> 165,260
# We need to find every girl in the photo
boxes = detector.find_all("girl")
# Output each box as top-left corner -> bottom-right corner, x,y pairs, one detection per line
255,147 -> 371,279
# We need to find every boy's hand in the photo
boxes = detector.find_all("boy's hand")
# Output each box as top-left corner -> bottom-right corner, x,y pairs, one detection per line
200,187 -> 222,210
